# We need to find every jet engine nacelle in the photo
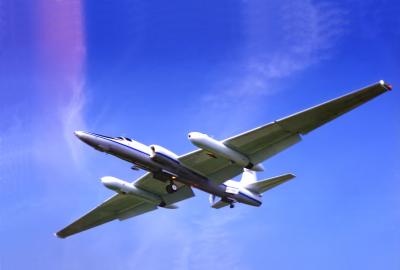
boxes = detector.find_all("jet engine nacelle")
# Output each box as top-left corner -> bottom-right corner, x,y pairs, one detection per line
188,132 -> 264,171
101,176 -> 161,205
149,145 -> 179,167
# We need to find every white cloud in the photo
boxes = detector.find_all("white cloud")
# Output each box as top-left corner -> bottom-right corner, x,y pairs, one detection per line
197,0 -> 348,137
182,209 -> 249,270
60,78 -> 87,165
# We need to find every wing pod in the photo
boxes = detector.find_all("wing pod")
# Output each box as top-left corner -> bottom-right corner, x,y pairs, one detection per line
188,132 -> 264,171
101,176 -> 162,205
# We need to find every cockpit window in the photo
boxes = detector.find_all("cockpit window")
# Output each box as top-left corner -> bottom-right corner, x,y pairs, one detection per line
114,136 -> 133,142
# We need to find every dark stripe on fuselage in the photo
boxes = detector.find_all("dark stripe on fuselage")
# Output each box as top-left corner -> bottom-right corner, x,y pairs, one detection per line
156,152 -> 181,165
87,132 -> 117,140
87,132 -> 180,167
87,132 -> 207,179
87,132 -> 150,157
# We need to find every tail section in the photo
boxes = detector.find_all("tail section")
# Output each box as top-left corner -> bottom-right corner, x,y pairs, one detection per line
211,170 -> 295,209
244,173 -> 295,194
240,168 -> 258,185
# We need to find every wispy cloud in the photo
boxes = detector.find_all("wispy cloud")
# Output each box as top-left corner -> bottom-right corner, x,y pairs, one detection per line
179,209 -> 249,270
119,205 -> 249,270
245,0 -> 347,92
265,1 -> 347,74
198,0 -> 347,136
32,0 -> 87,166
60,79 -> 87,164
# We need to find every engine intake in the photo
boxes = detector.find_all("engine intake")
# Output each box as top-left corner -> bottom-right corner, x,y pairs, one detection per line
149,145 -> 179,167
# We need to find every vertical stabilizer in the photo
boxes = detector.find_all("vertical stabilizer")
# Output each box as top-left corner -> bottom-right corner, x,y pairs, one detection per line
240,168 -> 257,185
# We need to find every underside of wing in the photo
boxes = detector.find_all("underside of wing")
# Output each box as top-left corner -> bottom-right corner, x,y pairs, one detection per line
225,81 -> 390,161
275,81 -> 392,135
179,81 -> 391,183
56,173 -> 195,238
179,149 -> 243,183
134,173 -> 195,205
56,194 -> 156,238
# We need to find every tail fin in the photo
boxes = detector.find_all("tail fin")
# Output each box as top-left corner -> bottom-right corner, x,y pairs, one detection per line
240,168 -> 258,185
244,173 -> 295,194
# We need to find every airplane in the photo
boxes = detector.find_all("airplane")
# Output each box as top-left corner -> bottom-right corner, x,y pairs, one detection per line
56,80 -> 392,238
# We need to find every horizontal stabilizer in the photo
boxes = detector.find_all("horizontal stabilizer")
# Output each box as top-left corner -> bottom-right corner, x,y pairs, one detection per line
161,204 -> 179,209
212,199 -> 230,209
245,173 -> 295,194
209,194 -> 232,209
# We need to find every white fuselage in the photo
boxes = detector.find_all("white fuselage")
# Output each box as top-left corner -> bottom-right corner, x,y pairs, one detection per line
75,131 -> 262,207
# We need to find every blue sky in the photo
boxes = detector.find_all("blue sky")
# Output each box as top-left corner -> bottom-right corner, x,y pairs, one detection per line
0,0 -> 399,269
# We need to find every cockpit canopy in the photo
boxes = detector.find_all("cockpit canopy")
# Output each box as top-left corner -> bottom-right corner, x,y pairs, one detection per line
115,136 -> 133,142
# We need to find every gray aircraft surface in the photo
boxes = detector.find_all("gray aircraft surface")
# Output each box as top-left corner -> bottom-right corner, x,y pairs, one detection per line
56,80 -> 392,238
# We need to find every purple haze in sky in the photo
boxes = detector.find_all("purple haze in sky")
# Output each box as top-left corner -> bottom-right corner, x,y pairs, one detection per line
0,0 -> 399,269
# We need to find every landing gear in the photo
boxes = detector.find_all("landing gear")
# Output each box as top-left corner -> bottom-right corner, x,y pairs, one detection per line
166,182 -> 178,193
229,203 -> 235,209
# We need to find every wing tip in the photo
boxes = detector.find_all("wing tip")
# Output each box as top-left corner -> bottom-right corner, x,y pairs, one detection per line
54,232 -> 67,239
379,80 -> 393,91
283,173 -> 296,182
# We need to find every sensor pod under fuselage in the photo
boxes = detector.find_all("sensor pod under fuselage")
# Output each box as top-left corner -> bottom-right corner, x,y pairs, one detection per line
188,132 -> 264,171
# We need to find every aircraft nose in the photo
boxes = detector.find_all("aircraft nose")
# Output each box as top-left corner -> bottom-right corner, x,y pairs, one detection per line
74,130 -> 95,145
74,130 -> 86,138
74,131 -> 110,152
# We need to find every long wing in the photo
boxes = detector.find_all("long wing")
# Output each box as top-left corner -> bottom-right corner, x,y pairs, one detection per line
179,81 -> 392,184
56,173 -> 194,238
